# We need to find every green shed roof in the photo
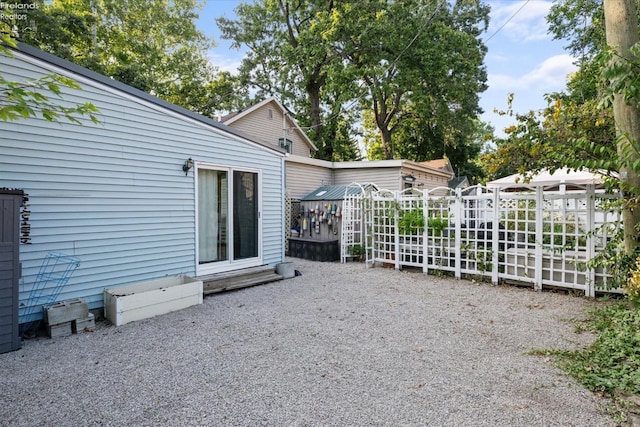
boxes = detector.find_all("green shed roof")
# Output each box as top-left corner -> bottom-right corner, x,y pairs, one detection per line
300,185 -> 362,201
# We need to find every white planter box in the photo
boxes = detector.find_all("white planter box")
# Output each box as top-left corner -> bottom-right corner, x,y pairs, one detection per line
104,276 -> 203,326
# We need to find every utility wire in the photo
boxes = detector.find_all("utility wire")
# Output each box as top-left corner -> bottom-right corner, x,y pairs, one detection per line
484,0 -> 530,43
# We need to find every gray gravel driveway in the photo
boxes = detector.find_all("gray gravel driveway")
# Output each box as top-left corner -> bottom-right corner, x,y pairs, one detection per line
0,258 -> 614,426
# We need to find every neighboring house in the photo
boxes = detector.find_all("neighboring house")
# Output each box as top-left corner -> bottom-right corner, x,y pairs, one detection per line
486,168 -> 605,190
0,44 -> 286,324
448,176 -> 470,190
285,157 -> 454,199
223,99 -> 454,199
422,159 -> 469,190
221,97 -> 317,157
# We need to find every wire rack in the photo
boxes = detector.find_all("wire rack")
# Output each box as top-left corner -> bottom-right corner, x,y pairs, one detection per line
20,252 -> 81,337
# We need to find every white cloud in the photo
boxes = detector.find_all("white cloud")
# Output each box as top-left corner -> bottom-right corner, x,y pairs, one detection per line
489,54 -> 578,92
207,51 -> 243,74
487,0 -> 554,43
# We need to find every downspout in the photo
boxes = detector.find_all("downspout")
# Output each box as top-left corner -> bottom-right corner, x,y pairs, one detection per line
281,154 -> 286,263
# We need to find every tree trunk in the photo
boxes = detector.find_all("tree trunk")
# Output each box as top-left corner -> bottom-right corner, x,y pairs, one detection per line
380,126 -> 393,160
307,78 -> 329,160
604,0 -> 640,255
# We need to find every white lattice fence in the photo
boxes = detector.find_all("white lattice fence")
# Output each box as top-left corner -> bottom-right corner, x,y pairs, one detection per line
341,184 -> 367,262
350,184 -> 622,295
458,186 -> 496,281
368,190 -> 397,266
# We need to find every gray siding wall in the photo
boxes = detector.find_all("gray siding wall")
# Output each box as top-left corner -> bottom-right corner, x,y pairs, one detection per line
401,165 -> 452,192
0,52 -> 284,316
334,168 -> 401,191
285,161 -> 334,199
228,104 -> 312,157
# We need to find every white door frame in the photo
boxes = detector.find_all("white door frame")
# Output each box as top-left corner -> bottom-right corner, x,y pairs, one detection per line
195,162 -> 263,275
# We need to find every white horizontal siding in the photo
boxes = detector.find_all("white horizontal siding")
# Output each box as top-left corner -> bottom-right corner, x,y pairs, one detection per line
1,51 -> 284,317
401,165 -> 453,191
285,161 -> 334,199
334,168 -> 401,190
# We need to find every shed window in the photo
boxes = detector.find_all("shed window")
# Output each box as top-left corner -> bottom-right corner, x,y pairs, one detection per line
279,138 -> 293,154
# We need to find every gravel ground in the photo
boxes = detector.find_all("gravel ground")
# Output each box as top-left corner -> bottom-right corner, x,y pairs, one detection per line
0,258 -> 615,426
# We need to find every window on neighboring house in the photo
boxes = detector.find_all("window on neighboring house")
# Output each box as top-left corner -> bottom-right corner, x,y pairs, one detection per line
268,108 -> 273,119
279,138 -> 293,154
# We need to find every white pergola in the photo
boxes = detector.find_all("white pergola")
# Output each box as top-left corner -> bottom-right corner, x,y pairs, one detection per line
486,168 -> 606,189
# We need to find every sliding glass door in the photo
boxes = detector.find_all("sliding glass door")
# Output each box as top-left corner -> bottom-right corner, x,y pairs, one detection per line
233,171 -> 258,260
198,169 -> 228,264
197,165 -> 261,273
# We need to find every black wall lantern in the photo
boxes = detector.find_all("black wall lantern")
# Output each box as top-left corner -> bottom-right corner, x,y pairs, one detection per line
182,158 -> 193,175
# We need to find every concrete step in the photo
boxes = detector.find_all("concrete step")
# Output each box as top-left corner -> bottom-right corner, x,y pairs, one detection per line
199,266 -> 283,295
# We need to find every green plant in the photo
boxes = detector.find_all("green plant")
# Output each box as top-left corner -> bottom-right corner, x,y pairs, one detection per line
624,256 -> 640,304
588,225 -> 638,291
350,244 -> 366,261
546,302 -> 640,397
398,208 -> 424,235
427,215 -> 449,237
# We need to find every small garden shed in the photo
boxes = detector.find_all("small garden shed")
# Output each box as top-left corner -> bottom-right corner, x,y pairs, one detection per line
287,183 -> 376,262
0,44 -> 286,329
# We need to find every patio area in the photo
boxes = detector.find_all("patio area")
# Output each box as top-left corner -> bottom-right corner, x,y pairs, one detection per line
0,258 -> 613,426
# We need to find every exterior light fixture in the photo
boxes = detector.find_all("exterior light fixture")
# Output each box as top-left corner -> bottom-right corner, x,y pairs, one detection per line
402,174 -> 416,183
182,158 -> 193,175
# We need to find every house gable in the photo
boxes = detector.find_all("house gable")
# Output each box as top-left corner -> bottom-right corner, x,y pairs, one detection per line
222,97 -> 317,157
422,158 -> 455,175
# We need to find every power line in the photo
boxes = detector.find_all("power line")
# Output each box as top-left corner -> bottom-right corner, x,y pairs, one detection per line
484,0 -> 530,43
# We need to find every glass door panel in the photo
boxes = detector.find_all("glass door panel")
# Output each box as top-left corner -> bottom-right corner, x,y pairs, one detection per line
233,171 -> 258,260
198,169 -> 228,264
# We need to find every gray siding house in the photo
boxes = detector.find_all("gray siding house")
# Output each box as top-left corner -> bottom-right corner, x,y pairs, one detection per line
0,44 -> 286,324
221,97 -> 317,157
221,98 -> 455,200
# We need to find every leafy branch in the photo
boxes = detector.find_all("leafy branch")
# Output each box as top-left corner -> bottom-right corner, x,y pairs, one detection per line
1,32 -> 100,125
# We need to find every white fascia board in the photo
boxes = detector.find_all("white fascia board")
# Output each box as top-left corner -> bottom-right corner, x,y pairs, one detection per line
285,154 -> 333,168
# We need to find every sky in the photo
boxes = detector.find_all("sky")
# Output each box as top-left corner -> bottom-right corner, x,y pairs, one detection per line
195,0 -> 579,138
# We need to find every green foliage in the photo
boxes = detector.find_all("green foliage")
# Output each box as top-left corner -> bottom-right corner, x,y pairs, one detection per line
588,224 -> 639,291
220,0 -> 490,161
0,33 -> 99,124
15,0 -> 245,118
398,208 -> 424,235
427,215 -> 449,237
349,244 -> 366,261
551,302 -> 640,396
624,256 -> 640,304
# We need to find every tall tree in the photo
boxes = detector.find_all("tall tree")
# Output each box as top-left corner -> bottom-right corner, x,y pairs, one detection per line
604,0 -> 640,254
220,0 -> 488,162
342,0 -> 489,160
217,0 -> 360,160
7,0 -> 247,117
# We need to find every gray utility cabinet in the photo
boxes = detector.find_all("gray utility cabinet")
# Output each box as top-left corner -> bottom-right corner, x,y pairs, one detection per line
0,190 -> 22,353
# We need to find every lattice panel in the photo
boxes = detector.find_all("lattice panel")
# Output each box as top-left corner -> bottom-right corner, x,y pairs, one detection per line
459,187 -> 496,278
284,192 -> 294,254
424,189 -> 456,273
370,190 -> 397,266
358,184 -> 620,295
397,189 -> 425,268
